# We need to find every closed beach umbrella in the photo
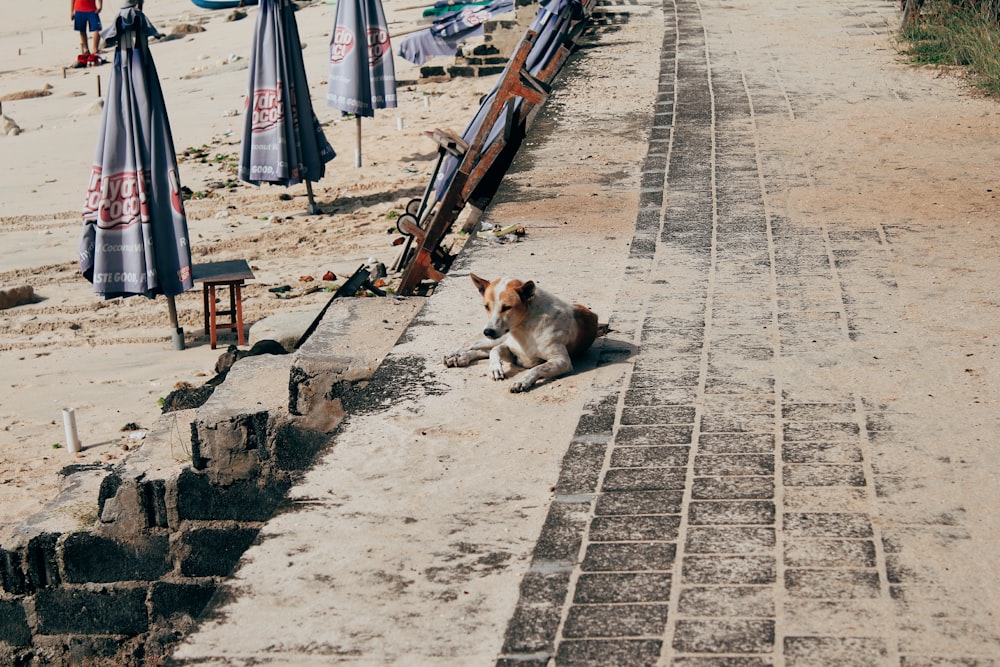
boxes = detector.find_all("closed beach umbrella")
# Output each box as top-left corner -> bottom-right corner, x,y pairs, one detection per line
240,0 -> 336,212
398,0 -> 513,65
327,0 -> 397,167
79,4 -> 193,350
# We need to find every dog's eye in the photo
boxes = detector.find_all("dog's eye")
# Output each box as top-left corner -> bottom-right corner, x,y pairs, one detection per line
484,304 -> 490,310
501,305 -> 511,313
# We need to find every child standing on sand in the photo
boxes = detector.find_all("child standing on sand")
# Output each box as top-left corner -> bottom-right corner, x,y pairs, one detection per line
71,0 -> 104,67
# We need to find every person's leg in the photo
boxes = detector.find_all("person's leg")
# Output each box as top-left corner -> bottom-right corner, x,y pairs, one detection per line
78,29 -> 89,55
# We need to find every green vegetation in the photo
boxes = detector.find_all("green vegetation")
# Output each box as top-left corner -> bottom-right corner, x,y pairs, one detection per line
900,0 -> 1000,97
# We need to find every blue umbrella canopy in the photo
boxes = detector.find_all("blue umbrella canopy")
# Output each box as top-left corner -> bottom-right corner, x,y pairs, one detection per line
326,0 -> 397,116
240,0 -> 335,188
79,7 -> 193,304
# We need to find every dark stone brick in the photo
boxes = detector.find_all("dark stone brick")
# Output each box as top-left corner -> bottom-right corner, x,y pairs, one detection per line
595,491 -> 683,515
616,425 -> 694,446
782,441 -> 863,463
150,580 -> 217,621
673,658 -> 773,667
175,524 -> 260,577
611,446 -> 690,468
0,548 -> 27,594
677,586 -> 775,617
174,469 -> 290,522
682,555 -> 776,585
563,604 -> 669,638
782,403 -> 855,421
556,639 -> 662,666
689,501 -> 775,525
447,65 -> 476,78
590,515 -> 680,542
518,570 -> 572,605
26,533 -> 61,589
785,569 -> 881,598
555,441 -> 608,495
535,500 -> 590,562
783,464 -> 865,487
500,603 -> 561,653
700,413 -> 774,433
784,539 -> 876,568
471,43 -> 500,55
419,65 -> 447,77
574,572 -> 671,603
61,532 -> 171,583
693,477 -> 774,500
603,468 -> 687,492
497,659 -> 550,667
784,513 -> 873,538
625,386 -> 698,406
673,619 -> 775,654
784,636 -> 887,665
34,586 -> 148,635
582,542 -> 676,571
699,433 -> 774,454
695,454 -> 774,476
621,406 -> 696,426
575,395 -> 619,438
783,422 -> 860,441
0,598 -> 30,646
686,526 -> 775,554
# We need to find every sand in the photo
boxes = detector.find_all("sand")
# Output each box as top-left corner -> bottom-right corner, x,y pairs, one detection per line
0,0 -> 498,533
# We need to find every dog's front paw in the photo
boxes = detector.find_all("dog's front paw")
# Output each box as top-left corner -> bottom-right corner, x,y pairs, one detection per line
489,362 -> 506,381
509,379 -> 531,393
444,351 -> 471,367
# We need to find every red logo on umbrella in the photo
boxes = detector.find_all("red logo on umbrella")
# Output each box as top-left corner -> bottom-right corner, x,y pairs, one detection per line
251,87 -> 284,133
367,28 -> 390,64
331,26 -> 355,64
98,170 -> 149,230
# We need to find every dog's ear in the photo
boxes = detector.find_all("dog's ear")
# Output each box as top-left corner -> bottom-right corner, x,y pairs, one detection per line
518,280 -> 536,303
470,273 -> 490,295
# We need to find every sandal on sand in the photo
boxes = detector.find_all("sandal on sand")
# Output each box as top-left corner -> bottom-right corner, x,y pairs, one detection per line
74,53 -> 89,68
87,53 -> 105,66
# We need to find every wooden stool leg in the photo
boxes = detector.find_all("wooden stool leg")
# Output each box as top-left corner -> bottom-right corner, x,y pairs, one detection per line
208,284 -> 218,349
234,284 -> 245,346
202,284 -> 209,336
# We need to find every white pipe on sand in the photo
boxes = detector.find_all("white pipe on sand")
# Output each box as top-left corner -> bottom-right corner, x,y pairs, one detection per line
62,408 -> 82,454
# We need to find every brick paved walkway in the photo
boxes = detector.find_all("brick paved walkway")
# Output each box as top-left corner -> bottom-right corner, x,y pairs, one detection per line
496,0 -> 1000,665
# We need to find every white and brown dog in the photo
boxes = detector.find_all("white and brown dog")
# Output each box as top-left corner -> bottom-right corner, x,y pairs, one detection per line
443,274 -> 600,392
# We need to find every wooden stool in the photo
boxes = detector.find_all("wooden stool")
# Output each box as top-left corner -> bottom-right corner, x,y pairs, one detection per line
192,260 -> 255,349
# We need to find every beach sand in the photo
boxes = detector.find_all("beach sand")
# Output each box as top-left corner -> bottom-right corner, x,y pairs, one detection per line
0,0 -> 496,533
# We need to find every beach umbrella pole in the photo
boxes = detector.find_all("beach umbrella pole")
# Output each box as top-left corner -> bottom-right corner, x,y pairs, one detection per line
166,295 -> 186,351
305,180 -> 320,214
355,116 -> 362,168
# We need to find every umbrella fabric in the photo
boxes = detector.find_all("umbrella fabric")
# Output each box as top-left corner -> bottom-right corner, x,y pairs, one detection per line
80,8 -> 193,299
432,0 -> 580,199
422,1 -> 492,19
240,0 -> 335,186
327,0 -> 397,116
398,0 -> 513,65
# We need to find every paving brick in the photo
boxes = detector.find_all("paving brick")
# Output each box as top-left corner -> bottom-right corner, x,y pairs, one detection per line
693,477 -> 774,500
574,572 -> 672,603
616,424 -> 695,446
672,619 -> 775,654
782,403 -> 855,421
611,446 -> 690,468
500,603 -> 562,653
595,490 -> 684,515
783,636 -> 887,666
783,422 -> 860,442
700,413 -> 774,433
782,441 -> 863,463
695,454 -> 774,476
555,441 -> 608,495
673,658 -> 773,667
785,569 -> 881,599
590,514 -> 681,542
783,539 -> 875,568
784,513 -> 873,538
699,433 -> 775,454
621,405 -> 697,425
562,604 -> 669,638
518,570 -> 572,605
689,501 -> 775,525
603,467 -> 688,491
535,500 -> 591,562
682,555 -> 776,585
677,585 -> 775,617
685,526 -> 775,554
783,463 -> 866,487
625,386 -> 698,406
582,542 -> 677,571
783,599 -> 888,636
555,639 -> 662,666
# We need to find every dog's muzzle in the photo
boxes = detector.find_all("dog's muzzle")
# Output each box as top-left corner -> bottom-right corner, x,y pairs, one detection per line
483,328 -> 500,339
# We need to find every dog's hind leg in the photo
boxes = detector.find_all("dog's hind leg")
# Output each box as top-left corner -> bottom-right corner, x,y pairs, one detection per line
509,353 -> 573,393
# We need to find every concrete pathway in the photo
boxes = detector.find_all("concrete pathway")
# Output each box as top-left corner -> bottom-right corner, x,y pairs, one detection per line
171,0 -> 1000,664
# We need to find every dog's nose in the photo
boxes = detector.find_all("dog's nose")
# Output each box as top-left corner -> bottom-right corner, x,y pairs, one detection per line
484,328 -> 498,339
